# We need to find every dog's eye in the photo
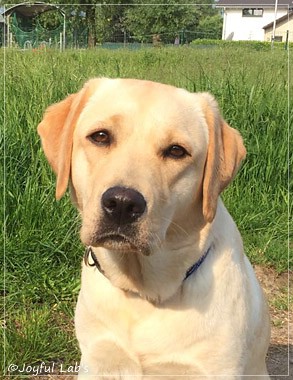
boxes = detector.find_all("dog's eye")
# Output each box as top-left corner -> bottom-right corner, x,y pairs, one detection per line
88,130 -> 111,146
164,145 -> 189,159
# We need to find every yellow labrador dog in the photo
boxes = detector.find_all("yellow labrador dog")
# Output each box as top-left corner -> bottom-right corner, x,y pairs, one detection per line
38,78 -> 270,379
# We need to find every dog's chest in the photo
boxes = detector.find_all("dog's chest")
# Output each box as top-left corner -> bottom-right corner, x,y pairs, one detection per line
79,263 -> 251,372
93,281 -> 217,354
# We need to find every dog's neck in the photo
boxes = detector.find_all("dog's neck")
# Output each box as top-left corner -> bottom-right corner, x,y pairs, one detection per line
88,219 -> 213,303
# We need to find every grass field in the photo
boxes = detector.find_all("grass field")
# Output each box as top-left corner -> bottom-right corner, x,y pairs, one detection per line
1,46 -> 292,376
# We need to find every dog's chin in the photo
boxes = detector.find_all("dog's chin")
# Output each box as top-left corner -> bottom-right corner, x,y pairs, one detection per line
84,233 -> 151,256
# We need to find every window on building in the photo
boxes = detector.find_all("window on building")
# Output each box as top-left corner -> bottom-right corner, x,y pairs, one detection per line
242,8 -> 263,17
273,36 -> 283,42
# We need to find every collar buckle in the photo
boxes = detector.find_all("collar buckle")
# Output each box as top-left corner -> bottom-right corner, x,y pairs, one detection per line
84,246 -> 104,275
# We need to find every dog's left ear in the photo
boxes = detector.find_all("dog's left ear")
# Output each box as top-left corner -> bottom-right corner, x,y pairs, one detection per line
37,79 -> 98,200
200,93 -> 246,223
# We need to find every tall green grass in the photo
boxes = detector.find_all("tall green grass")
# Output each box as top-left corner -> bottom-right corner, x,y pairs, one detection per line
2,47 -> 291,375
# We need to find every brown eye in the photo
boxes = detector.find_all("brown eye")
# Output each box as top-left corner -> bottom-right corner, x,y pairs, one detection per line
88,130 -> 111,146
164,145 -> 189,159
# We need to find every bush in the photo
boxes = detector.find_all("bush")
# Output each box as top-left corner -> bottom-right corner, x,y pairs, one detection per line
190,38 -> 292,50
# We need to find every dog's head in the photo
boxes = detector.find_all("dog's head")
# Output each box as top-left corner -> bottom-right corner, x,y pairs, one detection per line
38,78 -> 246,255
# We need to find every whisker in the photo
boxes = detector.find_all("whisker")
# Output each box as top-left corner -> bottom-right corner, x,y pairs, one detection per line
148,231 -> 163,253
161,217 -> 189,237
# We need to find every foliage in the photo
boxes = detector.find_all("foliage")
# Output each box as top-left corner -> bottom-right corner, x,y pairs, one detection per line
95,1 -> 134,44
124,0 -> 218,43
190,38 -> 292,50
124,1 -> 198,43
37,10 -> 63,31
196,14 -> 223,40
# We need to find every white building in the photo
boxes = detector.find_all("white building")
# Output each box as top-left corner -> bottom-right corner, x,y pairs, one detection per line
216,0 -> 293,41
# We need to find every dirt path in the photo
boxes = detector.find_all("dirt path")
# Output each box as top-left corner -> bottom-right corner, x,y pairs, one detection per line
254,266 -> 292,378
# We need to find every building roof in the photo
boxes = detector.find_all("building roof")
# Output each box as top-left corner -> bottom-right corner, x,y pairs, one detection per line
216,0 -> 293,7
263,10 -> 293,28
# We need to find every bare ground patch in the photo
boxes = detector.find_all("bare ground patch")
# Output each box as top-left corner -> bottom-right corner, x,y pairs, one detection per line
254,266 -> 292,378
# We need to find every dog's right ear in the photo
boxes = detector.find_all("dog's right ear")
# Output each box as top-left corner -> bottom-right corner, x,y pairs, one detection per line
37,79 -> 98,200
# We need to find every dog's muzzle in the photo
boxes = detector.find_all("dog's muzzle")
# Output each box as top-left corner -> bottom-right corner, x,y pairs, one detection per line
87,186 -> 150,254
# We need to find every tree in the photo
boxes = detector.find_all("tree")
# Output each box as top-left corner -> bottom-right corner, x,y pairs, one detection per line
124,1 -> 196,43
123,0 -> 219,43
95,1 -> 134,44
196,14 -> 223,40
67,1 -> 134,46
76,0 -> 95,48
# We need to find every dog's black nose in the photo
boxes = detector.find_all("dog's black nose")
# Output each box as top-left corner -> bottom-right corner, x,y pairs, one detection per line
101,187 -> 146,225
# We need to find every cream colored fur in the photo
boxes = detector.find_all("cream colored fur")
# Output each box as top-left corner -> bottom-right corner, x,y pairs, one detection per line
38,78 -> 270,379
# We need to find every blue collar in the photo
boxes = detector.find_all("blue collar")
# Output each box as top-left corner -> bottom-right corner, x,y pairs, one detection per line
184,246 -> 211,281
85,246 -> 211,282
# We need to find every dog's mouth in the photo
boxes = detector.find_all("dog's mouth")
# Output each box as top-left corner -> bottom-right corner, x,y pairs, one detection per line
91,233 -> 151,255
